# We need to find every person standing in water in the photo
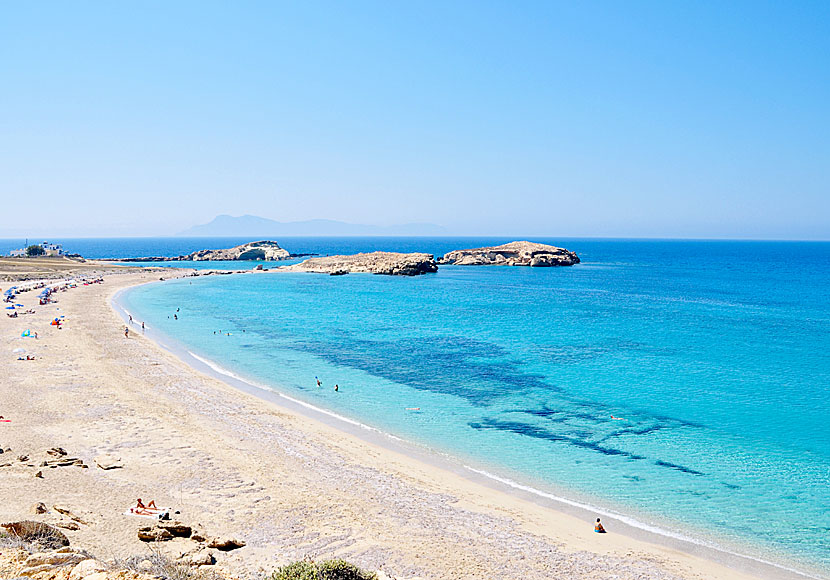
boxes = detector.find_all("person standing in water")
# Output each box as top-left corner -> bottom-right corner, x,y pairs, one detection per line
141,321 -> 145,331
334,384 -> 339,392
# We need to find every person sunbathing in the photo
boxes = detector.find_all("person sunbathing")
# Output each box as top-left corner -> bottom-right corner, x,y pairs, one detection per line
130,498 -> 162,516
135,498 -> 157,509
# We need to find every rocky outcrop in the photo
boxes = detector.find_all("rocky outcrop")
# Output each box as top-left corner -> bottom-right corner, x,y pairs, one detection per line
116,241 -> 292,262
281,252 -> 438,276
185,240 -> 290,261
438,241 -> 579,267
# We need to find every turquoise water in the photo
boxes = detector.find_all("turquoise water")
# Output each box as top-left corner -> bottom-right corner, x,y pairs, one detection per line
117,239 -> 829,575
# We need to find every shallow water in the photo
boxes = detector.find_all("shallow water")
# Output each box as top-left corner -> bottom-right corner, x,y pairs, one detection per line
106,238 -> 829,573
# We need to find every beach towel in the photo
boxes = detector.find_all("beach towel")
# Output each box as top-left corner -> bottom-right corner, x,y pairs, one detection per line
124,506 -> 170,520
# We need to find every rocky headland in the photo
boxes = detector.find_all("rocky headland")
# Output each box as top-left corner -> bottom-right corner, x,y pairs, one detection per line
438,241 -> 579,267
113,240 -> 295,262
281,252 -> 438,276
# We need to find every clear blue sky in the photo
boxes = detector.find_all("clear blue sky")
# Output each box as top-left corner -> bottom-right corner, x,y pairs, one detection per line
1,1 -> 828,238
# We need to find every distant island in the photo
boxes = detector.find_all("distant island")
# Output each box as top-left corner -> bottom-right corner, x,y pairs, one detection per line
439,241 -> 580,267
179,214 -> 447,237
108,240 -> 580,273
113,241 -> 299,262
281,252 -> 438,276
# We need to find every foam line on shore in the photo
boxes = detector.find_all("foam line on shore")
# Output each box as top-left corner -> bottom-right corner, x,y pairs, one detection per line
462,467 -> 821,580
186,350 -> 384,434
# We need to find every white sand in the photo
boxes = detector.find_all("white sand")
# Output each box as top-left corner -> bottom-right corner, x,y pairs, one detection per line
0,271 -> 807,579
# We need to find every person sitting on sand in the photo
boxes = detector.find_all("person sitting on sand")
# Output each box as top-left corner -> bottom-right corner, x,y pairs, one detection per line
594,518 -> 606,533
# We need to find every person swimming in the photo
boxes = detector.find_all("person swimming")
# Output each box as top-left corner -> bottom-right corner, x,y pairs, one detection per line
594,518 -> 606,533
334,384 -> 339,392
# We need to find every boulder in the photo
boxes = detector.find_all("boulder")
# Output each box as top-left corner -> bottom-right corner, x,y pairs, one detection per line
17,562 -> 55,576
69,559 -> 107,580
137,526 -> 173,542
157,520 -> 192,537
207,536 -> 245,551
55,522 -> 80,531
24,551 -> 85,568
188,550 -> 216,566
32,502 -> 48,514
40,457 -> 85,468
1,521 -> 69,549
93,455 -> 122,470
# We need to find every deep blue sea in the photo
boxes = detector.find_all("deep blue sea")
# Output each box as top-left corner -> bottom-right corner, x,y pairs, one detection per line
4,237 -> 828,574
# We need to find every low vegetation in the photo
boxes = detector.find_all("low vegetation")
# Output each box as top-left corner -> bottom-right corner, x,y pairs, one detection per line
113,545 -> 220,580
271,558 -> 377,580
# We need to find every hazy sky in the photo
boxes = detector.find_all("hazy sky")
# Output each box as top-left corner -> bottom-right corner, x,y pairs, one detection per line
2,1 -> 828,239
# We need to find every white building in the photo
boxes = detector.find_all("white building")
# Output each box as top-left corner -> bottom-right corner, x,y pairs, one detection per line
41,241 -> 64,256
7,241 -> 64,257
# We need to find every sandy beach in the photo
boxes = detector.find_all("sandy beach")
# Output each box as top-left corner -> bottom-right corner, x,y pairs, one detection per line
0,269 -> 811,579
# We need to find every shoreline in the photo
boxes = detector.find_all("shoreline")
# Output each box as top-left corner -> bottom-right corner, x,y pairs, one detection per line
111,273 -> 823,580
0,268 -> 823,579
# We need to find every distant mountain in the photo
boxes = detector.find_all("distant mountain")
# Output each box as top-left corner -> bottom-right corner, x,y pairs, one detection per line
178,215 -> 447,237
